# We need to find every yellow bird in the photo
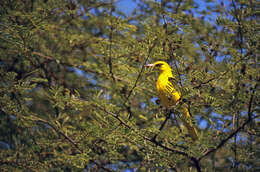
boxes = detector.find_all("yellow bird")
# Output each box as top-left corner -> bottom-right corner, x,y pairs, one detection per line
146,61 -> 198,140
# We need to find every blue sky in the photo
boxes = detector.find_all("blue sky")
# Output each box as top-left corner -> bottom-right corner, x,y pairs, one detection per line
116,0 -> 138,15
115,0 -> 230,23
116,0 -> 209,14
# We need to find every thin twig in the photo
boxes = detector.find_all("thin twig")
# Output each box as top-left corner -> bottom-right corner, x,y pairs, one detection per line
94,104 -> 131,129
230,2 -> 245,167
108,0 -> 115,81
125,39 -> 158,102
231,0 -> 243,54
193,71 -> 229,89
123,39 -> 158,119
175,0 -> 182,14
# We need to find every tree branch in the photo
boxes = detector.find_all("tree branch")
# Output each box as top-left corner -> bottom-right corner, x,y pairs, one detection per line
151,111 -> 171,141
199,84 -> 257,161
35,118 -> 80,150
193,71 -> 228,89
28,115 -> 115,171
95,104 -> 202,172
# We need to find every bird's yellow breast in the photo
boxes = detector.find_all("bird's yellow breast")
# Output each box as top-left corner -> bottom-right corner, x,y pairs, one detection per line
156,72 -> 180,107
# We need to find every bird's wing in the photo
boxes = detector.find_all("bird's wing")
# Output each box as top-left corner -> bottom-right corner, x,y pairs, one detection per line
165,78 -> 175,95
164,77 -> 181,102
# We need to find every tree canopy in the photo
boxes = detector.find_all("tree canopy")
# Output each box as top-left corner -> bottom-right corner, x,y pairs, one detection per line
0,0 -> 259,171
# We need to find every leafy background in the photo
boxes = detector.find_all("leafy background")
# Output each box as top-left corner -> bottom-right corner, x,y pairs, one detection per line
0,0 -> 259,171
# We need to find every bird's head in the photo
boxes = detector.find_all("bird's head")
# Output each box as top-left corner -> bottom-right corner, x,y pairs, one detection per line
145,61 -> 172,73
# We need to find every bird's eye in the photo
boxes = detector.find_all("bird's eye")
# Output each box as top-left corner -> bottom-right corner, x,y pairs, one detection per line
155,63 -> 163,67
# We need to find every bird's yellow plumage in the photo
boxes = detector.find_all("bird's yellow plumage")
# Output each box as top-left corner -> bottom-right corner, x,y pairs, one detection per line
146,61 -> 198,140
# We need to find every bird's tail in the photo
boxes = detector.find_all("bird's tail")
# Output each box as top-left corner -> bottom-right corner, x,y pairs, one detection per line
180,106 -> 198,141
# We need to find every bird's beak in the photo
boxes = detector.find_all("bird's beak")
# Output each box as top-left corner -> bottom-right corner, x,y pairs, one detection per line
145,64 -> 155,71
145,64 -> 155,68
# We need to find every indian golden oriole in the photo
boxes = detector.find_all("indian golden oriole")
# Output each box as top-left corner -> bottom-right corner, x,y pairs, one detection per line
146,61 -> 198,140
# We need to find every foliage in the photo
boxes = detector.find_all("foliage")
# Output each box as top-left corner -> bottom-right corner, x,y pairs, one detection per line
0,0 -> 259,171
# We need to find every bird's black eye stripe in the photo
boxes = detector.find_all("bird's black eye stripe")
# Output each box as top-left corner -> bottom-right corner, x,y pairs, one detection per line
155,63 -> 163,67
